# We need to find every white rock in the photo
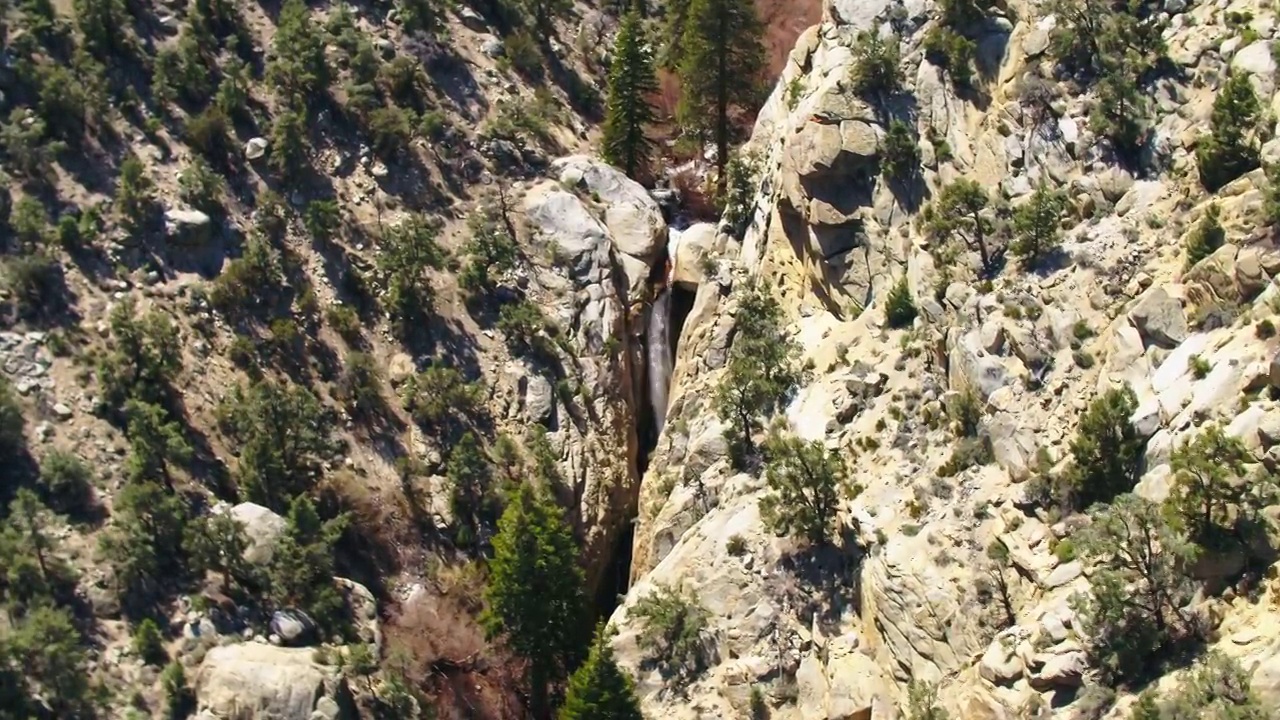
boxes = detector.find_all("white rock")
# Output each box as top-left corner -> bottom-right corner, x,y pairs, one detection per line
245,137 -> 269,160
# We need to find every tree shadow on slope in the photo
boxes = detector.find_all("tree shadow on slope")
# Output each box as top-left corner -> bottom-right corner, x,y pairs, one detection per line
777,525 -> 866,635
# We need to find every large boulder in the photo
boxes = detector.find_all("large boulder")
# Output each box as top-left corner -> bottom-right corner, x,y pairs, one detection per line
552,155 -> 668,266
270,609 -> 319,647
1028,650 -> 1086,690
195,643 -> 354,720
671,223 -> 720,286
165,208 -> 214,246
228,502 -> 287,566
1128,287 -> 1188,349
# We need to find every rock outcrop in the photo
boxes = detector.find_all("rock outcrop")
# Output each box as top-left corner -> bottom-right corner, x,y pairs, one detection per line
612,0 -> 1280,717
195,643 -> 355,720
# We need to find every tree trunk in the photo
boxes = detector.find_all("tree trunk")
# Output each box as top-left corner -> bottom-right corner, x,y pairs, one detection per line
972,211 -> 990,269
713,7 -> 729,200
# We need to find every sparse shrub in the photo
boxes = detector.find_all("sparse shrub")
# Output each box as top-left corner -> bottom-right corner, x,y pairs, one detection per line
1256,318 -> 1275,339
459,210 -> 518,293
1187,354 -> 1211,379
630,585 -> 710,685
401,363 -> 483,435
208,237 -> 281,318
505,30 -> 543,80
11,197 -> 49,249
269,107 -> 310,176
116,155 -> 154,227
6,253 -> 64,319
336,352 -> 384,417
326,305 -> 361,343
938,436 -> 993,477
303,199 -> 341,242
905,680 -> 948,720
161,660 -> 194,719
379,214 -> 445,341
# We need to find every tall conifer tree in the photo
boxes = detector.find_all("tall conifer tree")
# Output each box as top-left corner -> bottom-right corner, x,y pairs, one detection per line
602,11 -> 658,179
482,483 -> 587,719
676,0 -> 763,198
558,624 -> 644,720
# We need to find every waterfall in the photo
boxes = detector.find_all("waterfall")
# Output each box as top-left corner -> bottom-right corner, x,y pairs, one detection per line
647,290 -> 674,436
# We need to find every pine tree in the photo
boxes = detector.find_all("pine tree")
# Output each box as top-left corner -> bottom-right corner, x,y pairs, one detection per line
1065,384 -> 1143,509
924,179 -> 993,271
884,275 -> 917,329
759,431 -> 858,545
1185,203 -> 1225,269
713,280 -> 802,465
558,624 -> 644,720
676,0 -> 763,199
482,483 -> 587,719
1010,182 -> 1065,268
660,0 -> 692,69
601,11 -> 658,179
1198,72 -> 1261,191
523,0 -> 571,33
1168,423 -> 1273,543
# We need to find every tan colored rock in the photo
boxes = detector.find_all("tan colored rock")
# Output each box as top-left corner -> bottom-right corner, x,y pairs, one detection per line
195,644 -> 354,720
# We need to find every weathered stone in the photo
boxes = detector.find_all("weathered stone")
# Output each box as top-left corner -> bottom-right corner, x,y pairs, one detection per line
978,637 -> 1023,685
525,372 -> 554,424
196,644 -> 354,720
245,137 -> 269,160
457,6 -> 487,31
164,208 -> 214,246
1028,651 -> 1086,690
1128,287 -> 1187,349
229,502 -> 287,565
1042,561 -> 1082,589
270,609 -> 319,647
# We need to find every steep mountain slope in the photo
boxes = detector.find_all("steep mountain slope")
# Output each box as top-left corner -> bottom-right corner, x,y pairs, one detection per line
612,0 -> 1280,718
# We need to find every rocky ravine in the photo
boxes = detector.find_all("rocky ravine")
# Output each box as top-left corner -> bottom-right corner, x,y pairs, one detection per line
611,0 -> 1280,718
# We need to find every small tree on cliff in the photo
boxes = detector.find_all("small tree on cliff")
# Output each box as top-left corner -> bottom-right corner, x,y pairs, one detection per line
713,280 -> 802,467
676,0 -> 763,199
759,431 -> 858,545
923,178 -> 994,273
482,483 -> 587,718
601,11 -> 658,179
558,623 -> 644,720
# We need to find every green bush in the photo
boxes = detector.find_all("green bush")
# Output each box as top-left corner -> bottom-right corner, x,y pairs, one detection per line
1198,73 -> 1261,191
366,106 -> 413,160
498,300 -> 551,356
6,253 -> 64,319
39,450 -> 94,514
884,276 -> 918,329
1188,354 -> 1211,379
851,30 -> 900,95
1184,203 -> 1224,268
178,157 -> 225,215
184,107 -> 232,162
505,30 -> 543,80
922,27 -> 974,86
400,363 -> 483,433
630,585 -> 710,685
132,618 -> 167,665
11,197 -> 50,248
1062,384 -> 1142,509
1090,71 -> 1147,158
161,660 -> 194,719
326,304 -> 361,344
1010,183 -> 1066,268
880,120 -> 920,184
1256,318 -> 1276,339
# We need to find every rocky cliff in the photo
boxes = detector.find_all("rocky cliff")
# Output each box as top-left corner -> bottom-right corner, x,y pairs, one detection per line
611,0 -> 1280,717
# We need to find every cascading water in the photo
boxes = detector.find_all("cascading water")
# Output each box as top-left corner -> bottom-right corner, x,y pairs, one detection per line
646,289 -> 674,436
